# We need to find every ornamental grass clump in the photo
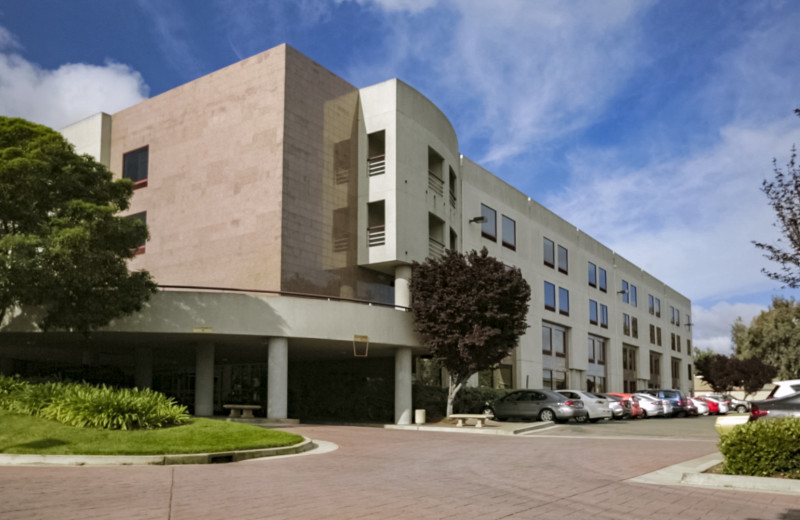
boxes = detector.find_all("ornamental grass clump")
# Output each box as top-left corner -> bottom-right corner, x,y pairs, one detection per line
719,417 -> 800,479
0,376 -> 190,430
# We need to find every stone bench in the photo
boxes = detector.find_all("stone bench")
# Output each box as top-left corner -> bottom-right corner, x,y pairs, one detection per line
449,414 -> 489,428
223,404 -> 261,419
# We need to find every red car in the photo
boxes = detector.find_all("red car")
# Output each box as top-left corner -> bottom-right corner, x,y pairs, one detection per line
695,396 -> 719,414
607,392 -> 643,418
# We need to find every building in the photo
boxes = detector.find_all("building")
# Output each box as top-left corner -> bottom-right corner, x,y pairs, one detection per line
0,44 -> 693,423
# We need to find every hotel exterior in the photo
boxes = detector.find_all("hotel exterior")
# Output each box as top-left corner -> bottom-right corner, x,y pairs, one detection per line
0,44 -> 692,423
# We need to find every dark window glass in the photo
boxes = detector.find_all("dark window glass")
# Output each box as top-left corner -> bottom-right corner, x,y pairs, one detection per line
544,282 -> 556,311
632,317 -> 638,338
589,300 -> 598,325
588,262 -> 597,287
553,327 -> 565,357
543,237 -> 554,267
630,285 -> 638,307
123,146 -> 149,186
599,268 -> 607,292
558,245 -> 568,274
622,280 -> 629,303
501,215 -> 516,250
649,294 -> 655,315
623,313 -> 631,336
558,287 -> 569,316
480,204 -> 496,240
655,298 -> 661,317
542,326 -> 552,354
600,304 -> 608,328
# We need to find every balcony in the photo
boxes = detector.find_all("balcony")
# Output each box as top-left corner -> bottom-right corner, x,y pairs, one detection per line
368,225 -> 386,247
428,237 -> 445,259
368,154 -> 386,176
428,171 -> 444,197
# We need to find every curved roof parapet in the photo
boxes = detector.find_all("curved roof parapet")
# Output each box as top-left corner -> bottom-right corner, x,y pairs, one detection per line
360,78 -> 459,159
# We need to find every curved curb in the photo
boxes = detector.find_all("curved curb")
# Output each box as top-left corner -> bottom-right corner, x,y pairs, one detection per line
0,437 -> 316,466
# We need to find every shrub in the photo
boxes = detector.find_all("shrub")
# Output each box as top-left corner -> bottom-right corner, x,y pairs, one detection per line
0,377 -> 190,430
413,384 -> 510,421
719,418 -> 800,479
39,384 -> 190,430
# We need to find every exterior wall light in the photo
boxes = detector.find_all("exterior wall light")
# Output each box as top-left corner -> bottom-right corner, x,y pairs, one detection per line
469,216 -> 487,223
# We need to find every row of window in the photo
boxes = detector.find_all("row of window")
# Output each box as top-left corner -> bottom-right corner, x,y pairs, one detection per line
587,262 -> 607,292
621,280 -> 638,307
480,204 -> 517,250
544,282 -> 569,316
588,300 -> 609,328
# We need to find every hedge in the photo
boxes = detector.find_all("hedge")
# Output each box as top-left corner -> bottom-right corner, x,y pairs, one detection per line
0,375 -> 189,430
719,417 -> 800,479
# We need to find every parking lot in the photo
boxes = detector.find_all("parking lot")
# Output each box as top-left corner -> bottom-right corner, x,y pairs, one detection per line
1,416 -> 798,520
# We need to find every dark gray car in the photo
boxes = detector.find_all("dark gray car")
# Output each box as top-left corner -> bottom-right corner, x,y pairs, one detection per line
750,392 -> 800,420
485,389 -> 588,423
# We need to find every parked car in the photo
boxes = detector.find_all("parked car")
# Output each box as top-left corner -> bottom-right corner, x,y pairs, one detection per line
556,390 -> 613,422
485,389 -> 588,423
766,379 -> 800,399
640,389 -> 692,417
750,392 -> 800,420
690,397 -> 709,416
704,393 -> 750,413
708,396 -> 730,414
597,393 -> 629,419
694,396 -> 720,414
634,392 -> 666,417
607,392 -> 643,418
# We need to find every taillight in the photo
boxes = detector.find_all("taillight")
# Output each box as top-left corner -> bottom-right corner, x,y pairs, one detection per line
565,400 -> 575,406
751,409 -> 769,419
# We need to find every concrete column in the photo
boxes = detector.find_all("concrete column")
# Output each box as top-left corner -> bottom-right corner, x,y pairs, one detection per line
134,347 -> 153,389
268,337 -> 288,419
395,347 -> 413,424
194,342 -> 215,417
394,265 -> 412,308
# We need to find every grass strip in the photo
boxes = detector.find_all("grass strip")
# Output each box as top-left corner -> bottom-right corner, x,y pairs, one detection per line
0,409 -> 303,455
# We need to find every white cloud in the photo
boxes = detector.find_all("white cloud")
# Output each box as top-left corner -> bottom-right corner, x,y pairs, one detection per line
691,301 -> 766,354
0,27 -> 148,129
340,0 -> 437,14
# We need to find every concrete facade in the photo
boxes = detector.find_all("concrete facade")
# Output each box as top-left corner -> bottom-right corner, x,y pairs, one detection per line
0,44 -> 692,423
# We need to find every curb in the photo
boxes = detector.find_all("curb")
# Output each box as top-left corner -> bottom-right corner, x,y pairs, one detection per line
384,420 -> 553,436
0,437 -> 316,466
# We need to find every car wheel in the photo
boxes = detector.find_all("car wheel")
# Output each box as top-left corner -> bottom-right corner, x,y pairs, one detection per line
538,408 -> 556,422
736,405 -> 747,414
574,414 -> 588,424
641,410 -> 648,418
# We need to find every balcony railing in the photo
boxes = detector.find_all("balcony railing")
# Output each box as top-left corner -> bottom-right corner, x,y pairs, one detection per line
428,237 -> 445,259
368,154 -> 386,176
368,225 -> 386,247
428,171 -> 444,196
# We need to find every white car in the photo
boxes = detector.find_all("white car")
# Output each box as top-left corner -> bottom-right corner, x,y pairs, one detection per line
766,380 -> 800,399
556,390 -> 613,423
690,397 -> 709,415
704,396 -> 729,414
635,393 -> 666,417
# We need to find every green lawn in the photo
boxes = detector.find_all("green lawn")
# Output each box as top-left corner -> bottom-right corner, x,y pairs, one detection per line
0,409 -> 303,455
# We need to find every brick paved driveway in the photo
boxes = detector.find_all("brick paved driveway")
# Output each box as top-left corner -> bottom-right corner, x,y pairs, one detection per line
1,419 -> 798,519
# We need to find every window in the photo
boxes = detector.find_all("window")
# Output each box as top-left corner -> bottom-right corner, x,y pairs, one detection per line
367,131 -> 385,176
589,300 -> 598,325
655,298 -> 661,318
649,324 -> 656,344
543,237 -> 555,267
670,332 -> 676,351
544,282 -> 556,311
588,262 -> 597,287
542,323 -> 566,358
448,167 -> 457,207
480,204 -> 496,240
127,212 -> 147,254
501,215 -> 516,250
623,313 -> 631,336
543,369 -> 567,390
588,336 -> 606,365
675,309 -> 680,326
632,317 -> 638,339
586,375 -> 606,393
676,334 -> 681,353
600,304 -> 608,328
630,285 -> 638,307
123,146 -> 149,188
599,268 -> 607,292
688,364 -> 693,380
368,200 -> 386,247
558,287 -> 569,316
671,358 -> 681,388
657,327 -> 662,346
621,280 -> 629,303
649,295 -> 655,315
557,246 -> 568,274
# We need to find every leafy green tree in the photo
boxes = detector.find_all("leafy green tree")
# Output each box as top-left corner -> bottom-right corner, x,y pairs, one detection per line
734,296 -> 800,380
410,248 -> 531,417
753,109 -> 800,287
694,347 -> 776,396
737,357 -> 777,397
0,116 -> 156,333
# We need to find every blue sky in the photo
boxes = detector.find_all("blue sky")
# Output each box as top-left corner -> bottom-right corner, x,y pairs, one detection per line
2,0 -> 800,353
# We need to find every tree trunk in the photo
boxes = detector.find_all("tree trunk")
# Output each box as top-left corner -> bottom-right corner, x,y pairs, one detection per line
446,374 -> 466,417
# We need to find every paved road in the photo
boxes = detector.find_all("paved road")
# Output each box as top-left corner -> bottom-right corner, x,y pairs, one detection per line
1,416 -> 798,520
